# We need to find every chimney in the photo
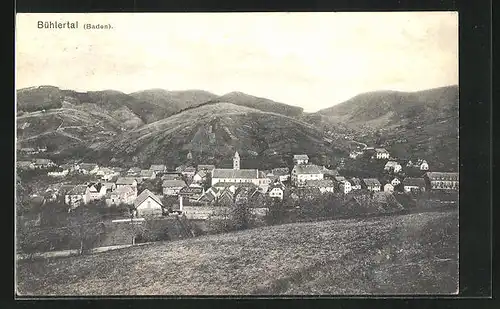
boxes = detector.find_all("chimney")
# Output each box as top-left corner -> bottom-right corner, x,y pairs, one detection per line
178,195 -> 183,211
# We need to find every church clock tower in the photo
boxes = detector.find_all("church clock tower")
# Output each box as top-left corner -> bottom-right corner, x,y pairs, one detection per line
233,151 -> 240,170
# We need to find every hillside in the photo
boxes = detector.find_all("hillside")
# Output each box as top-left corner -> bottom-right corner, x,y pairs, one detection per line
88,102 -> 347,169
217,92 -> 304,117
315,86 -> 459,170
129,89 -> 219,118
16,210 -> 458,295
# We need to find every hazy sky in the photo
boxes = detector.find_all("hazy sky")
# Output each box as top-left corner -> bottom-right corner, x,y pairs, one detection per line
16,12 -> 458,112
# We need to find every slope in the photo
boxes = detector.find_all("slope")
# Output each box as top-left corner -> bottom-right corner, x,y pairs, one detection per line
217,91 -> 304,117
129,89 -> 219,118
315,86 -> 459,170
16,210 -> 458,295
90,102 -> 346,169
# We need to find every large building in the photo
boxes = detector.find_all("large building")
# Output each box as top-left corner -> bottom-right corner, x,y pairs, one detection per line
211,152 -> 268,188
291,164 -> 324,187
424,172 -> 459,190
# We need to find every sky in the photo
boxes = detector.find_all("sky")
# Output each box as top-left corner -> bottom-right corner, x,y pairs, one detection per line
16,12 -> 458,112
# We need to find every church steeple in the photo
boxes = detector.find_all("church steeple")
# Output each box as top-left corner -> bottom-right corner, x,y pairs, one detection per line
233,151 -> 240,170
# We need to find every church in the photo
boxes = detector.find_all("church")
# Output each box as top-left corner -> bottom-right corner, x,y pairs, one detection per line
211,152 -> 269,188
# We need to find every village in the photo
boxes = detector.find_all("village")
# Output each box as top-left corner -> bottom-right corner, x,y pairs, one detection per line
16,143 -> 459,256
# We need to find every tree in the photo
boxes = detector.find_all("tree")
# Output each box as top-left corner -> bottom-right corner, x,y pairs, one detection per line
265,198 -> 286,225
67,205 -> 105,255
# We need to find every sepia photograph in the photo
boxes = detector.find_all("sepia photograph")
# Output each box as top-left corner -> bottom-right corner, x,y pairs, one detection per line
15,12 -> 459,296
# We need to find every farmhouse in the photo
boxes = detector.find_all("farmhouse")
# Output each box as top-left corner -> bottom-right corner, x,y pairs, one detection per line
161,173 -> 183,181
268,182 -> 285,200
79,163 -> 99,174
116,177 -> 138,191
162,179 -> 187,196
391,177 -> 401,186
127,167 -> 142,177
134,189 -> 163,217
47,168 -> 69,177
402,177 -> 426,193
293,154 -> 309,165
384,161 -> 402,173
424,172 -> 459,190
349,177 -> 362,190
271,167 -> 290,182
33,158 -> 56,169
362,178 -> 381,191
304,179 -> 335,194
65,185 -> 91,208
192,170 -> 207,183
105,185 -> 137,206
384,183 -> 395,193
291,164 -> 324,187
197,187 -> 220,205
87,182 -> 107,201
139,169 -> 156,180
373,148 -> 390,159
149,164 -> 167,173
338,180 -> 352,194
179,186 -> 204,201
417,159 -> 429,171
197,164 -> 216,174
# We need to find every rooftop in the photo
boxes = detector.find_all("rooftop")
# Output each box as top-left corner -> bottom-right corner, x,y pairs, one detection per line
403,177 -> 426,187
134,189 -> 163,208
212,168 -> 259,179
292,164 -> 323,175
363,178 -> 381,187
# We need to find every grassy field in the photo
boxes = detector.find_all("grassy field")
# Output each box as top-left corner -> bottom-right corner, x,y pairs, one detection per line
16,210 -> 458,296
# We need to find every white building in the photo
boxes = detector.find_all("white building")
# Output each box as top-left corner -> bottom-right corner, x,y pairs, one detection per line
211,152 -> 268,190
384,161 -> 402,173
374,148 -> 390,159
304,179 -> 335,193
391,177 -> 401,186
293,154 -> 309,165
268,182 -> 285,200
291,164 -> 324,187
384,183 -> 395,193
339,180 -> 352,194
64,185 -> 91,209
134,189 -> 163,217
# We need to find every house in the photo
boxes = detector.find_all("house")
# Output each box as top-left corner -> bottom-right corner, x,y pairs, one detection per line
115,177 -> 138,191
217,187 -> 235,206
181,166 -> 197,178
293,154 -> 309,165
349,177 -> 362,190
268,182 -> 285,200
362,178 -> 381,191
134,189 -> 163,217
139,169 -> 156,180
384,183 -> 395,193
65,185 -> 91,208
304,179 -> 335,194
102,182 -> 116,193
149,164 -> 167,174
87,182 -> 107,201
33,158 -> 56,169
47,168 -> 69,177
424,172 -> 459,191
197,164 -> 216,174
291,164 -> 324,187
161,173 -> 183,181
234,186 -> 255,205
17,160 -> 35,170
212,168 -> 261,186
78,163 -> 99,174
96,167 -> 120,181
192,170 -> 207,183
105,185 -> 137,206
127,167 -> 142,177
384,161 -> 402,173
334,176 -> 346,183
322,166 -> 340,178
272,167 -> 290,182
339,180 -> 352,194
162,179 -> 187,196
418,159 -> 429,171
373,148 -> 390,159
402,177 -> 427,193
391,177 -> 401,187
179,186 -> 204,201
175,165 -> 187,173
197,187 -> 220,205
